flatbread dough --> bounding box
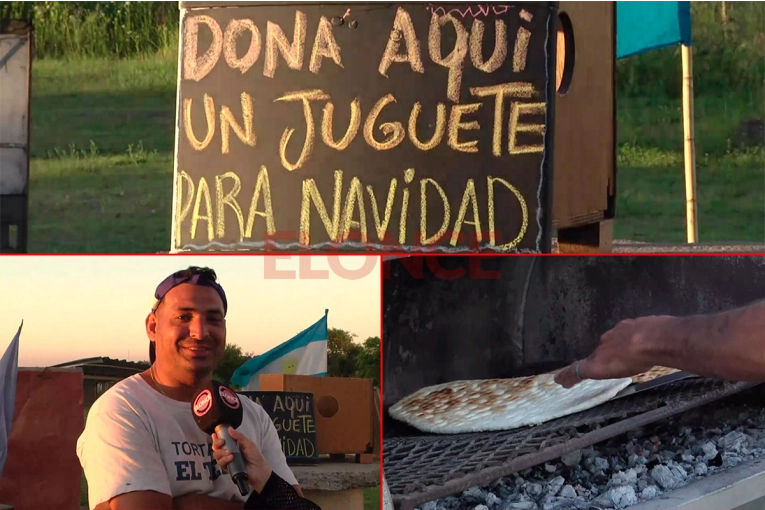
[388,371,632,434]
[630,366,681,384]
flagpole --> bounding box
[681,43,698,243]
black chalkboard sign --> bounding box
[241,391,319,465]
[172,2,557,253]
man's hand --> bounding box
[212,427,273,494]
[554,316,674,388]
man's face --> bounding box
[146,283,226,379]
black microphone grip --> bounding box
[216,424,250,497]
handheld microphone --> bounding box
[192,381,250,496]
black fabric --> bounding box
[244,471,321,510]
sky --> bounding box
[0,255,380,367]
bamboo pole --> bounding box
[682,44,698,243]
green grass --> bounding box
[28,57,176,253]
[364,486,381,509]
[30,57,177,156]
[27,55,764,253]
[30,149,172,253]
[613,94,765,243]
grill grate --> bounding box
[383,378,758,510]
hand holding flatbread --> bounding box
[555,315,676,388]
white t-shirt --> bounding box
[76,373,298,509]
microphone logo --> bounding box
[193,389,213,416]
[219,385,241,410]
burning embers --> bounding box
[412,388,765,510]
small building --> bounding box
[52,357,149,408]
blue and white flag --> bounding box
[0,321,21,478]
[231,310,328,390]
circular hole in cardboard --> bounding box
[317,395,339,418]
[556,12,575,95]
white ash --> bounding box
[413,393,765,510]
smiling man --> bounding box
[76,266,301,510]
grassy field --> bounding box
[27,56,764,253]
[28,57,176,253]
[615,95,764,243]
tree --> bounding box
[327,329,380,385]
[355,336,380,386]
[214,343,255,385]
[328,328,362,378]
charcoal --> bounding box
[486,493,502,508]
[719,431,749,452]
[561,450,583,467]
[593,486,637,509]
[412,393,765,510]
[650,465,679,490]
[607,469,637,489]
[640,485,659,500]
[503,502,537,510]
[546,476,565,496]
[462,487,486,505]
[700,442,718,460]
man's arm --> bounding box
[650,299,765,381]
[556,299,765,387]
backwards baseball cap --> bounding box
[148,266,228,363]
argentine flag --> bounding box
[231,310,328,390]
[0,321,21,478]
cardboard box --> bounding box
[260,374,374,455]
